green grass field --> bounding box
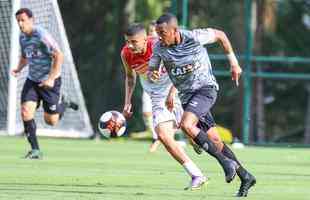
[0,136,310,200]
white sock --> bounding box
[183,162,204,178]
[151,126,158,140]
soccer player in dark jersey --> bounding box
[149,13,256,197]
[12,8,78,159]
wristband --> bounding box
[227,52,238,66]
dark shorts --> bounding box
[182,85,217,132]
[21,78,61,114]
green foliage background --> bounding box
[58,0,310,143]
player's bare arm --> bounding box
[148,61,162,82]
[212,29,242,86]
[11,56,28,77]
[148,43,162,82]
[49,49,63,79]
[121,54,136,118]
[39,49,63,88]
[166,85,177,112]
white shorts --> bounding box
[142,91,152,113]
[151,94,183,128]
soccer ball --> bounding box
[98,110,127,138]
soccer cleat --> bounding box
[59,96,79,120]
[62,95,79,111]
[184,176,208,191]
[223,159,238,183]
[24,150,43,159]
[68,101,79,111]
[236,173,256,197]
[149,139,161,152]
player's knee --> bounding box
[45,119,58,126]
[21,106,33,121]
[180,119,195,133]
[155,127,171,144]
[207,127,222,142]
[207,127,224,151]
[44,115,59,126]
[157,131,167,142]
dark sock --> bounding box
[57,102,66,120]
[222,144,241,165]
[194,131,229,165]
[23,119,39,150]
[222,144,248,179]
[58,102,66,115]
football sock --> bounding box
[57,101,66,120]
[57,102,65,115]
[222,144,248,179]
[23,119,39,150]
[183,162,204,178]
[194,130,230,167]
[222,143,241,165]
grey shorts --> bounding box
[182,85,217,132]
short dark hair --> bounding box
[15,8,33,18]
[156,13,178,25]
[125,23,145,36]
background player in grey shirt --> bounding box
[149,13,256,197]
[12,8,78,159]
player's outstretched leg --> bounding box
[21,102,43,159]
[193,129,238,183]
[23,119,43,159]
[44,95,79,126]
[156,121,207,190]
[59,95,79,119]
[222,144,256,197]
[181,113,238,183]
[149,123,160,152]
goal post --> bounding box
[7,0,20,136]
[0,0,94,138]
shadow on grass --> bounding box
[0,182,233,198]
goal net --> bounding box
[0,0,93,137]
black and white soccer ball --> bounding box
[98,110,127,138]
